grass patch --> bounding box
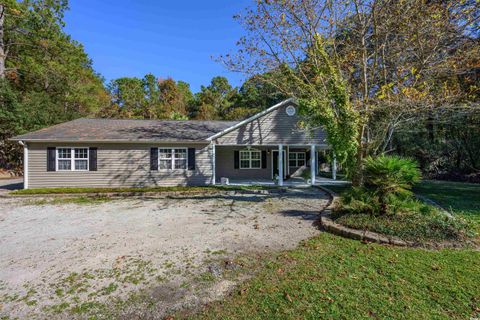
[414,180,480,224]
[11,185,276,195]
[321,183,351,195]
[26,196,113,206]
[191,233,480,319]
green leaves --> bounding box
[362,155,422,215]
[364,155,422,195]
[1,0,108,171]
[296,36,360,176]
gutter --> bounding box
[8,139,210,144]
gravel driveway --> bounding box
[0,188,328,319]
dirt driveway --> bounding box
[0,188,328,319]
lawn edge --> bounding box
[6,185,283,198]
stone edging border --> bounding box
[314,185,413,247]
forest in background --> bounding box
[0,0,479,182]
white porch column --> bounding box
[211,143,216,185]
[278,144,284,186]
[310,145,316,185]
[332,152,337,180]
[23,142,28,189]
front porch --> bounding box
[225,176,348,187]
[212,144,338,187]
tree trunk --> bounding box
[0,4,5,79]
[352,124,365,186]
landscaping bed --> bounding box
[325,156,477,246]
[331,210,473,245]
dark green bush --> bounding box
[332,156,475,243]
[364,155,421,215]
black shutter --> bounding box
[188,148,195,170]
[306,151,311,167]
[47,147,56,171]
[261,150,267,169]
[234,150,239,169]
[150,147,158,171]
[89,147,97,171]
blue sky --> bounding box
[64,0,250,93]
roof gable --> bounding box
[210,99,328,146]
[207,98,295,140]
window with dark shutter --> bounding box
[188,148,195,170]
[261,150,267,169]
[150,147,158,171]
[234,150,239,169]
[47,147,56,171]
[89,147,97,171]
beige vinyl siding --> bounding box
[27,143,212,188]
[215,146,272,180]
[213,104,328,146]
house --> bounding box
[11,99,337,189]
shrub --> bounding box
[334,187,379,216]
[363,155,421,215]
[331,156,476,243]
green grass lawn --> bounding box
[187,180,480,319]
[191,233,480,319]
[413,180,480,224]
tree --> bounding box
[222,0,480,183]
[222,1,360,175]
[104,75,193,120]
[107,77,147,118]
[193,76,238,120]
[0,0,109,172]
[158,78,188,118]
[229,74,287,120]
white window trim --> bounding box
[158,147,188,171]
[56,147,89,172]
[289,152,306,167]
[239,149,262,169]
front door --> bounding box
[272,150,287,179]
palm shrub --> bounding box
[363,155,421,215]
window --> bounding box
[57,148,71,171]
[57,147,89,171]
[240,150,261,169]
[286,105,296,116]
[159,148,187,170]
[289,152,306,167]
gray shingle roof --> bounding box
[11,118,239,142]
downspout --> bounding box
[18,141,28,189]
[211,142,216,185]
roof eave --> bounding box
[9,138,210,144]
